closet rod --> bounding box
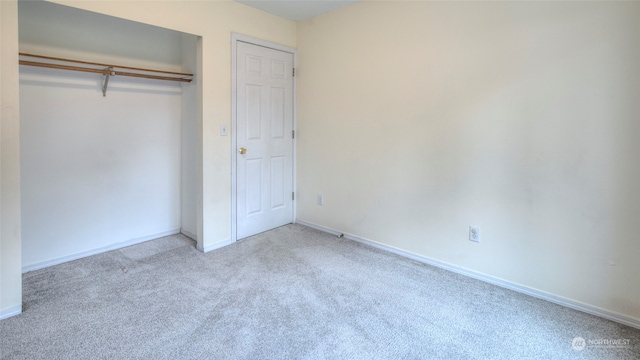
[19,53,193,82]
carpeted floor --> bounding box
[1,224,638,359]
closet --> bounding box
[18,1,199,271]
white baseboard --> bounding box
[180,228,197,241]
[198,238,234,253]
[22,228,181,273]
[0,305,22,320]
[295,219,640,330]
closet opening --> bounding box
[18,1,201,272]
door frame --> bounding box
[231,33,297,242]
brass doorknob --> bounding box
[238,147,247,155]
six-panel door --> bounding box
[236,41,294,239]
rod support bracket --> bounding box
[102,67,115,97]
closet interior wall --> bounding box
[18,1,198,271]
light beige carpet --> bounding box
[1,224,638,359]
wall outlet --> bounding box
[317,194,324,205]
[469,226,481,243]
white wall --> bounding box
[297,1,640,322]
[181,33,199,240]
[18,1,192,270]
[19,70,183,269]
[1,0,23,318]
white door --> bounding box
[236,41,294,239]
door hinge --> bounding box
[292,130,295,139]
[292,192,295,200]
[292,68,296,77]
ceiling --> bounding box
[234,0,361,21]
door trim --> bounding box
[231,33,297,242]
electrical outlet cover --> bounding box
[469,226,481,242]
